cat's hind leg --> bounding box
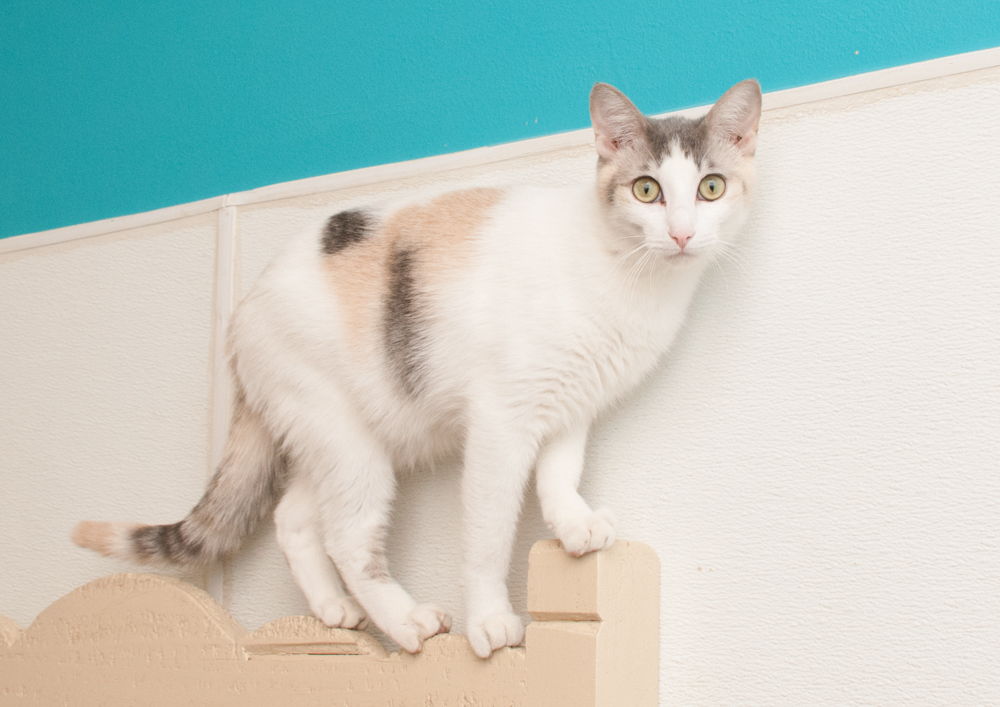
[274,475,367,629]
[535,425,616,557]
[304,415,450,653]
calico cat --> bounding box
[74,79,762,659]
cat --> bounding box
[73,78,762,659]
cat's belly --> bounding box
[360,319,664,461]
[243,309,659,472]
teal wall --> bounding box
[2,1,999,239]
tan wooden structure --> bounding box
[0,540,658,706]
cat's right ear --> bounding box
[590,83,650,160]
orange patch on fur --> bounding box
[322,234,391,351]
[322,188,505,350]
[382,188,505,261]
[72,521,117,557]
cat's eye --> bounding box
[698,174,726,201]
[632,177,661,203]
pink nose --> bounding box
[671,230,693,250]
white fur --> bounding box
[228,82,759,658]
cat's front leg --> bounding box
[535,425,617,557]
[461,424,538,658]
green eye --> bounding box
[698,174,726,201]
[632,177,661,203]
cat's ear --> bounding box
[590,83,650,160]
[704,79,762,156]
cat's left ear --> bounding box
[704,79,762,157]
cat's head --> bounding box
[591,79,761,263]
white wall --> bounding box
[0,218,219,616]
[2,56,998,706]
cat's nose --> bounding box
[670,230,693,250]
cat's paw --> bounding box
[467,612,525,659]
[313,596,368,630]
[390,604,452,653]
[555,507,617,557]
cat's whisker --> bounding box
[644,250,661,292]
[711,242,750,278]
[611,233,647,252]
[707,250,732,296]
[617,254,643,305]
[616,258,647,306]
[614,242,648,268]
[723,251,751,279]
[635,250,663,308]
[712,251,743,285]
[615,243,654,301]
[618,248,652,308]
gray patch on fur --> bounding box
[191,446,288,535]
[128,394,289,567]
[604,177,618,205]
[384,247,424,396]
[601,114,712,205]
[132,522,203,564]
[646,115,709,167]
[364,526,392,582]
[321,209,370,255]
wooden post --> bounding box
[526,540,660,707]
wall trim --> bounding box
[0,196,225,255]
[2,44,998,256]
[204,205,238,607]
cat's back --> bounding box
[237,184,602,379]
[243,187,508,326]
[252,183,599,341]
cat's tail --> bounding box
[72,387,286,567]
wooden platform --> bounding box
[0,540,658,706]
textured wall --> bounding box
[0,216,218,621]
[1,66,998,705]
[3,1,1000,238]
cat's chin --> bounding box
[640,243,704,263]
[659,249,703,265]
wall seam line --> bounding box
[205,205,238,606]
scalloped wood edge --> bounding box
[0,539,657,706]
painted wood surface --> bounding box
[0,540,658,706]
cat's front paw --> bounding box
[389,604,452,654]
[467,611,525,659]
[313,596,368,629]
[554,507,617,557]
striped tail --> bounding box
[73,388,286,566]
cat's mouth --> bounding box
[657,248,698,262]
[645,243,698,261]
